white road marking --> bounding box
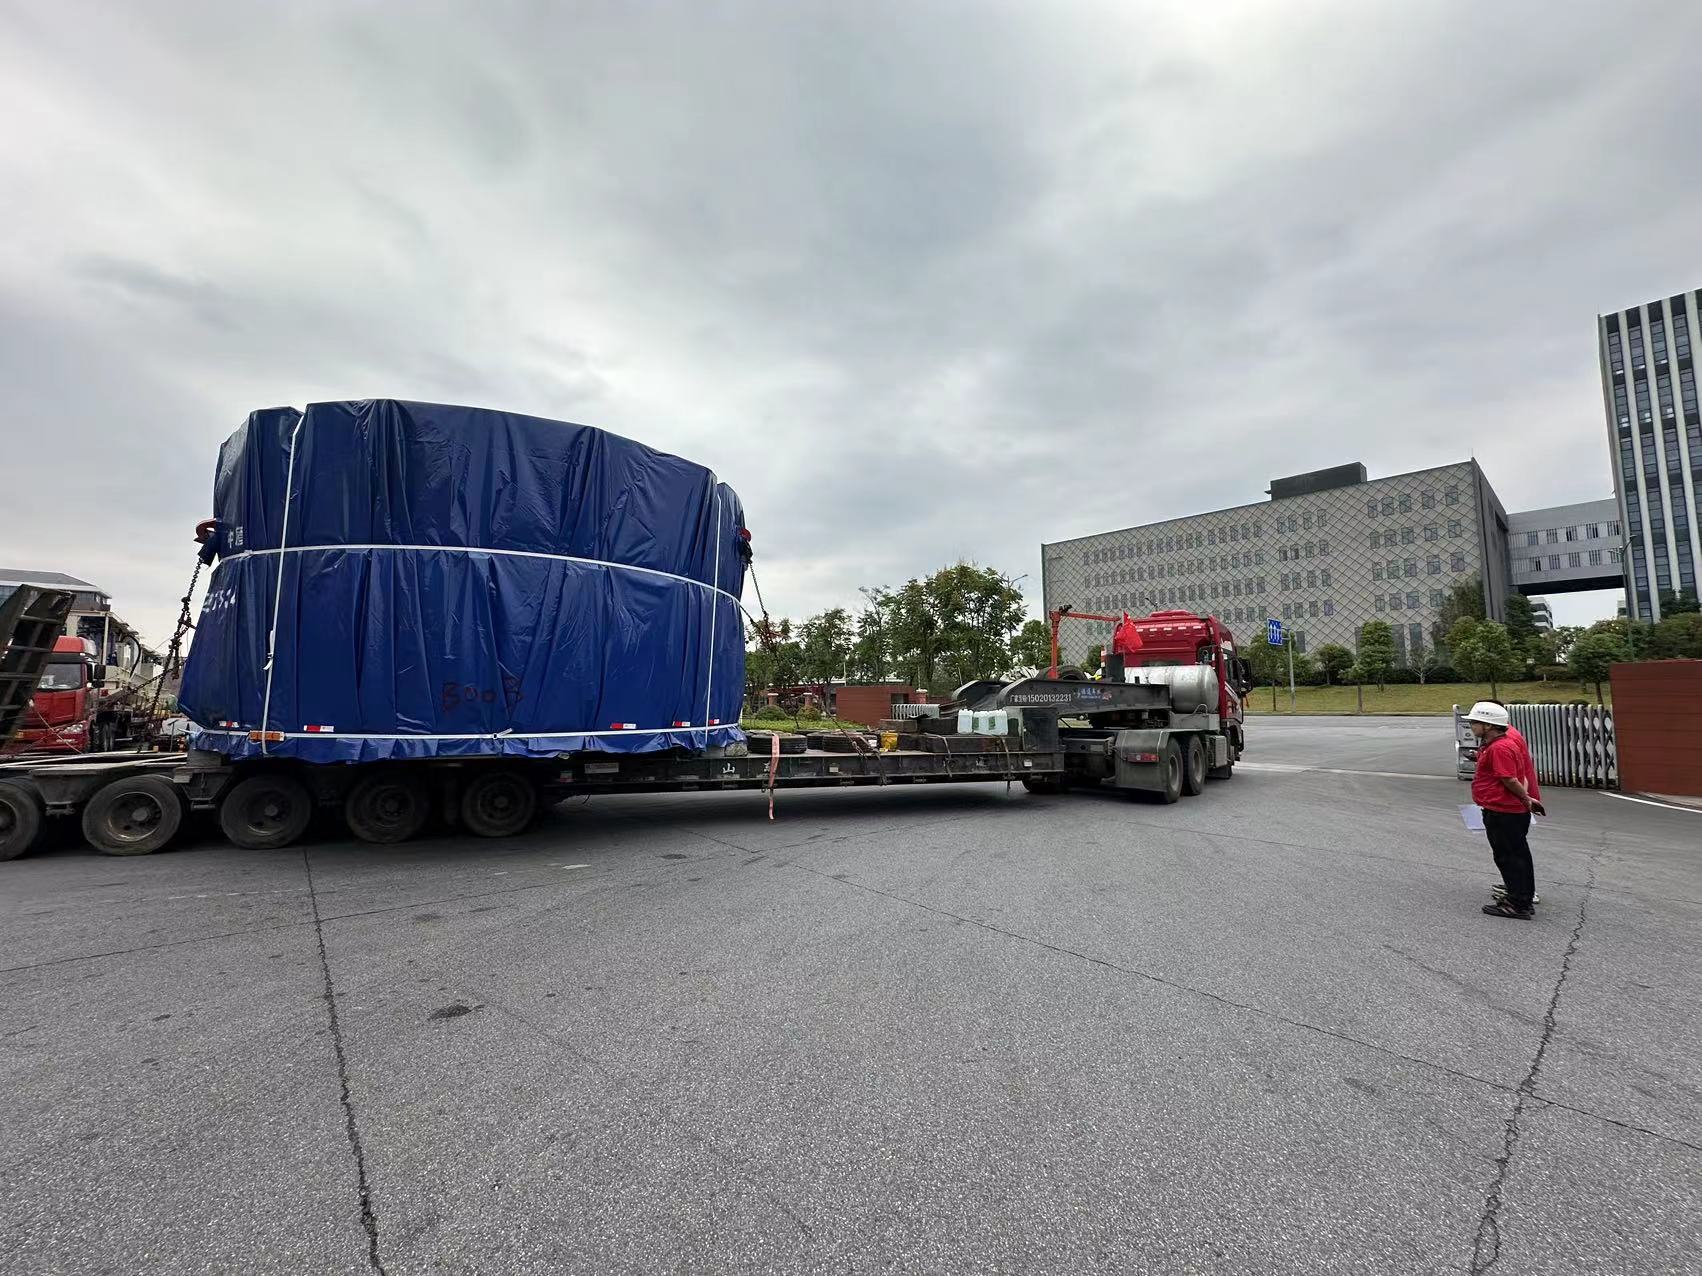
[548,863,590,869]
[1602,791,1702,815]
[1238,763,1450,782]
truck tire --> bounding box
[1022,776,1064,795]
[0,781,45,861]
[82,774,184,855]
[1181,737,1207,796]
[219,774,313,850]
[344,771,430,845]
[1158,741,1184,804]
[460,769,537,838]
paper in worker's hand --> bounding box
[1459,805,1484,832]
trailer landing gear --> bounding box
[219,774,313,850]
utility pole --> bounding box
[1287,634,1296,713]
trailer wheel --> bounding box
[460,769,537,838]
[219,774,313,850]
[82,775,184,855]
[1158,741,1184,804]
[1181,737,1207,796]
[0,781,45,861]
[345,772,430,845]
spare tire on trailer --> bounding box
[0,780,45,862]
[344,770,431,845]
[460,768,538,838]
[219,773,314,850]
[82,774,185,856]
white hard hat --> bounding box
[1463,701,1510,727]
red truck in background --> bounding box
[3,635,148,754]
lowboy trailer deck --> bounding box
[0,667,1237,862]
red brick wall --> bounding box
[1611,660,1702,797]
[834,684,916,726]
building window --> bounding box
[1569,552,1582,568]
[1317,512,1327,528]
[1680,367,1698,414]
[1304,542,1315,559]
[1399,494,1412,512]
[1306,570,1317,588]
[1323,600,1334,615]
[1429,556,1442,575]
[1449,520,1463,537]
[1381,496,1395,516]
[1427,525,1441,542]
[1430,590,1444,607]
[1404,559,1417,577]
[1390,593,1403,610]
[1548,554,1561,570]
[1524,531,1538,546]
[1422,491,1435,509]
[1610,520,1621,535]
[1375,595,1386,611]
[1675,310,1694,360]
[1319,540,1329,556]
[1302,512,1313,530]
[1368,532,1380,549]
[1529,557,1542,572]
[1282,603,1293,619]
[1566,526,1578,542]
[1545,529,1558,543]
[1383,530,1397,547]
[1308,601,1319,618]
[1652,318,1669,362]
[1321,569,1332,587]
[1279,546,1288,562]
[1373,563,1385,580]
[1401,527,1415,544]
[1367,499,1379,517]
[1451,552,1467,571]
[1445,486,1460,505]
[1588,549,1603,566]
[1630,326,1645,368]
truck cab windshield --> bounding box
[37,661,85,691]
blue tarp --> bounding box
[179,400,748,762]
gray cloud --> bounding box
[2,0,1697,645]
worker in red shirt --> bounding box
[1464,702,1545,919]
[1491,704,1543,907]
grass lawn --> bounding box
[1244,681,1610,716]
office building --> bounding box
[1041,463,1622,665]
[1529,599,1553,631]
[1598,288,1702,620]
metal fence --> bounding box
[1453,703,1618,789]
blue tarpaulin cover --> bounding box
[180,400,748,763]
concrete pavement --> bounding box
[3,718,1699,1274]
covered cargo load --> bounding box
[180,400,748,762]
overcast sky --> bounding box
[5,0,1699,646]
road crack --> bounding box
[304,849,388,1275]
[1469,850,1598,1274]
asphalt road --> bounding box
[4,718,1700,1275]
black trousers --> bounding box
[1483,809,1535,907]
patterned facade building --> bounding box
[1043,462,1528,666]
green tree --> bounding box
[884,562,1026,692]
[1315,643,1354,685]
[1355,620,1397,690]
[848,587,892,682]
[1011,619,1054,671]
[1503,594,1539,643]
[745,617,804,692]
[1437,581,1486,642]
[1081,643,1105,675]
[1449,619,1519,697]
[1658,588,1701,616]
[797,608,854,680]
[1568,631,1631,704]
[1647,612,1702,660]
[1243,633,1288,685]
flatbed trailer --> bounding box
[0,670,1239,862]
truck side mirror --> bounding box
[90,664,107,688]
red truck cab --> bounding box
[1115,610,1249,727]
[7,636,101,754]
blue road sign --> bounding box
[1266,618,1285,646]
